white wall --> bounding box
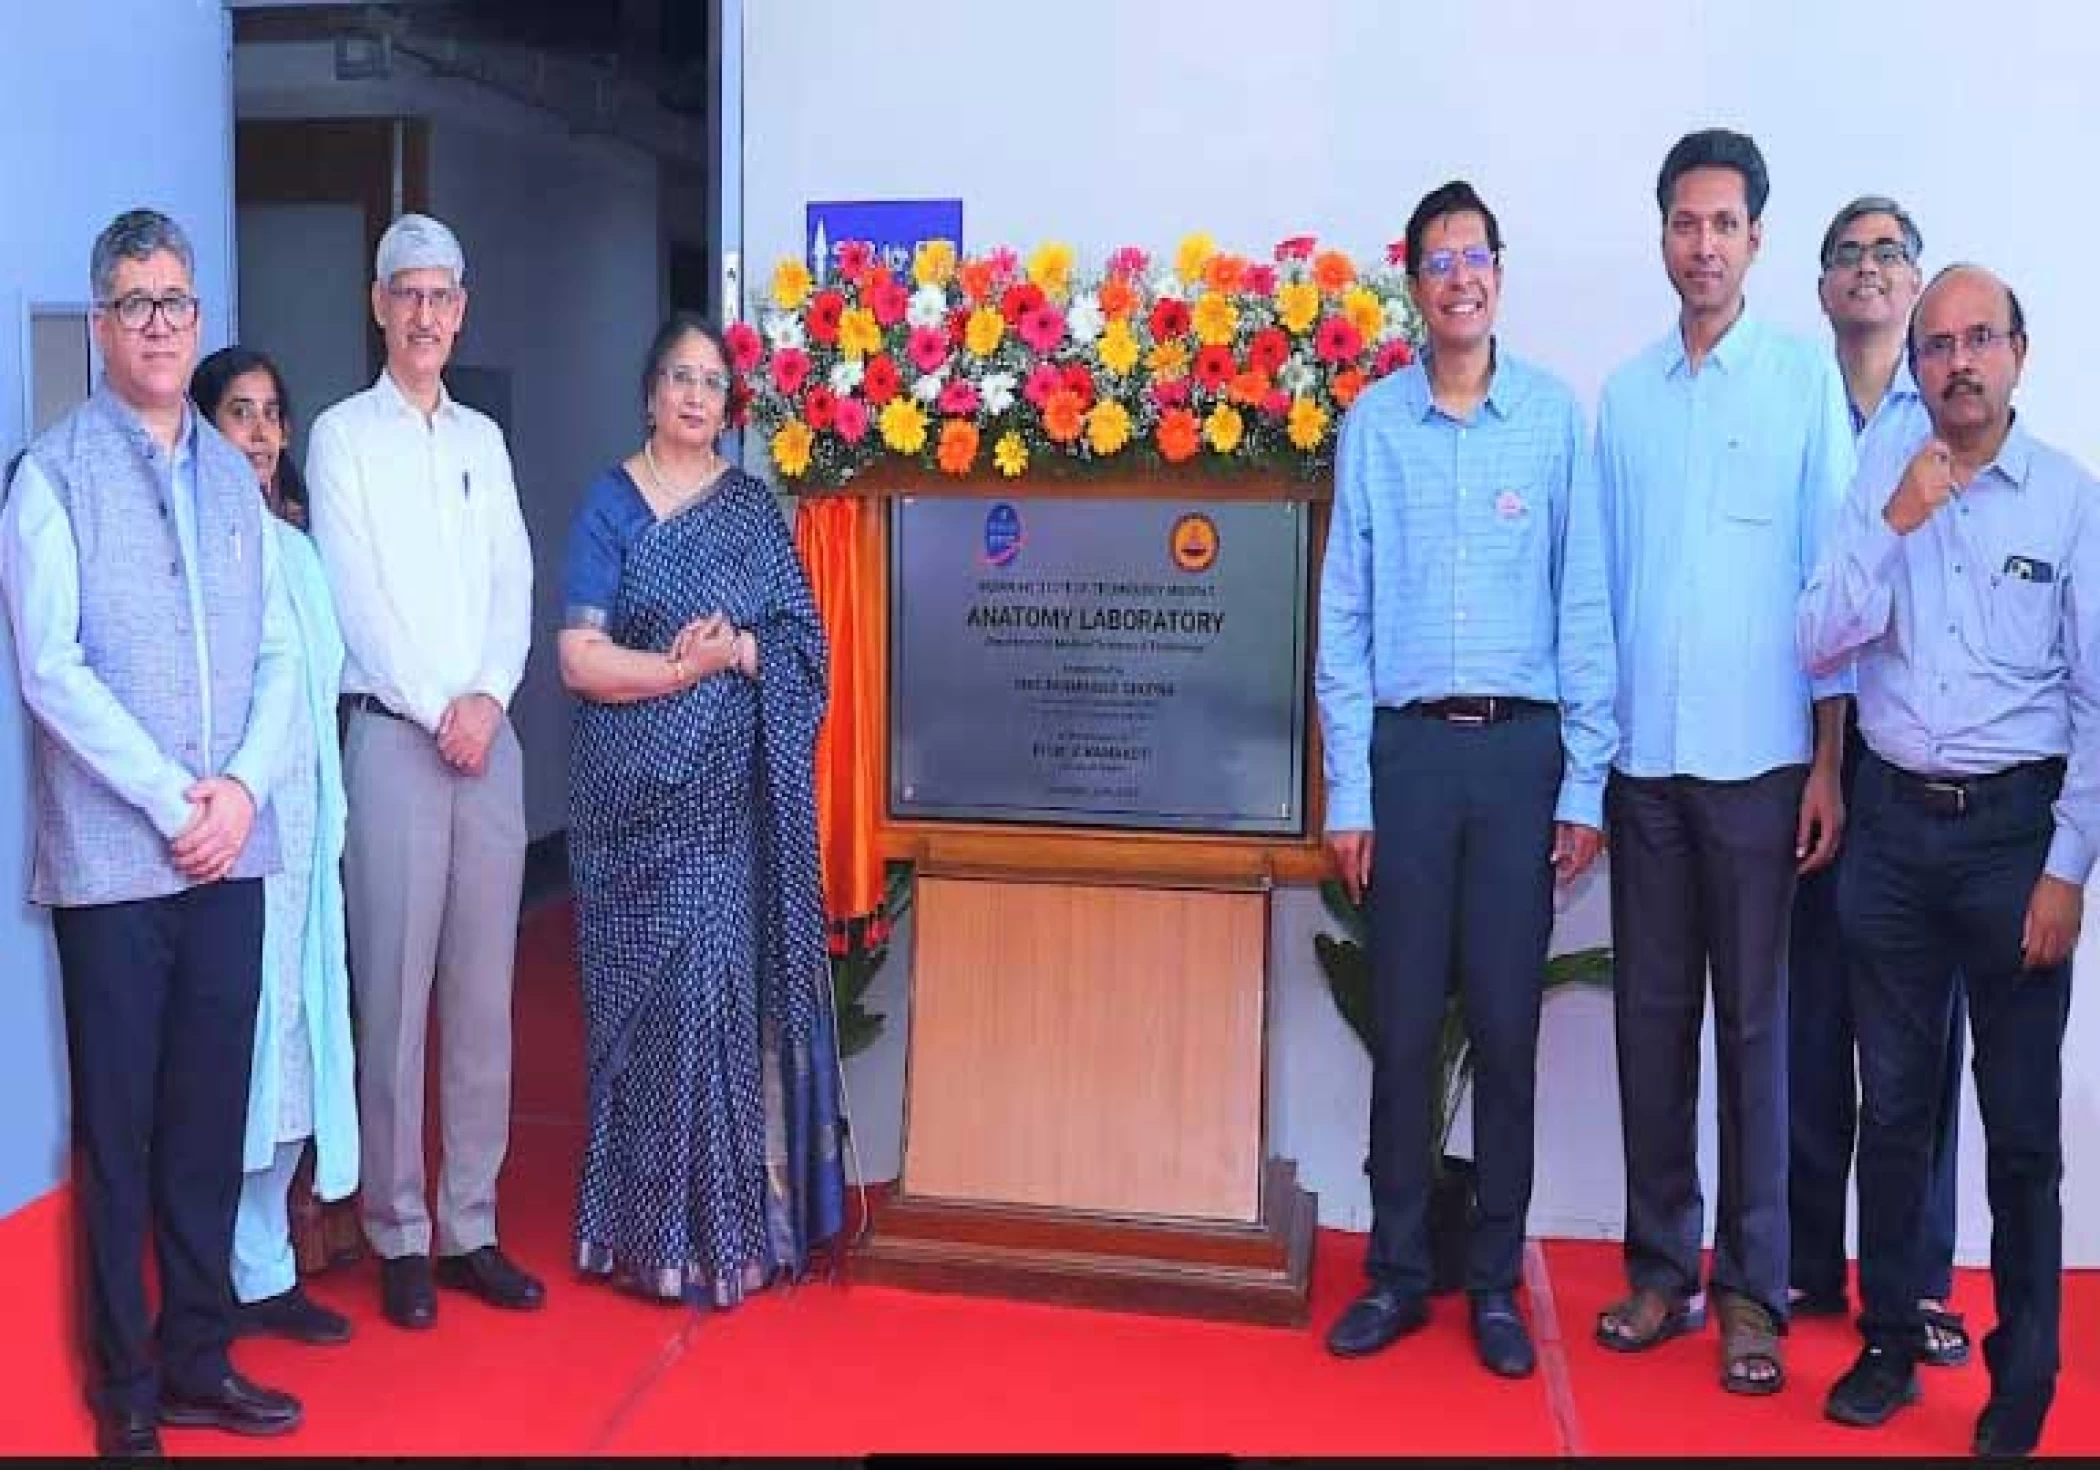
[0,0,237,1217]
[763,0,2100,1265]
[235,44,666,840]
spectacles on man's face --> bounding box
[385,283,463,315]
[1417,244,1499,280]
[661,365,732,397]
[1915,323,2018,362]
[1826,238,1913,272]
[101,292,199,332]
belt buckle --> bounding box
[1448,701,1489,726]
[1923,779,1968,816]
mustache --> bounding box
[1941,374,1985,400]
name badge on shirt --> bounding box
[2004,555,2055,584]
[1494,489,1529,521]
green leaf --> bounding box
[1543,946,1614,991]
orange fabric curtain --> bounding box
[793,494,888,951]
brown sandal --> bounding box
[1596,1285,1705,1352]
[1716,1293,1785,1395]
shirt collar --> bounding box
[1665,304,1760,378]
[94,381,196,467]
[1410,341,1518,423]
[374,366,459,422]
[1978,414,2034,493]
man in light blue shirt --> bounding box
[1317,181,1615,1380]
[1592,130,1855,1396]
[1800,266,2095,1457]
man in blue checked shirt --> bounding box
[1316,180,1615,1382]
[1800,265,2097,1458]
[1591,129,1855,1398]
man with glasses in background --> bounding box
[0,208,303,1454]
[1788,196,1972,1372]
[306,212,542,1331]
[1800,265,2096,1456]
[1317,179,1615,1380]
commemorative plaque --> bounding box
[888,495,1308,835]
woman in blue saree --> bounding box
[558,313,845,1307]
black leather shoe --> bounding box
[1973,1397,2048,1458]
[435,1244,547,1311]
[1824,1345,1921,1428]
[239,1286,354,1346]
[1324,1283,1429,1358]
[95,1407,163,1458]
[158,1372,302,1437]
[1470,1291,1538,1378]
[381,1253,438,1330]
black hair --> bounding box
[1404,180,1504,279]
[641,311,739,433]
[189,345,309,529]
[1656,128,1770,222]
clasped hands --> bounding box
[664,613,756,690]
[169,776,254,883]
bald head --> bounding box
[1909,264,2026,447]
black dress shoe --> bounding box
[1325,1283,1429,1358]
[95,1407,163,1458]
[435,1244,547,1310]
[158,1372,302,1437]
[239,1285,354,1346]
[1973,1397,2048,1458]
[382,1253,438,1330]
[1470,1291,1538,1378]
[1824,1345,1921,1428]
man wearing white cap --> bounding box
[305,212,543,1328]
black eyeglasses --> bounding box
[101,292,199,332]
[1418,244,1499,280]
[1825,239,1912,272]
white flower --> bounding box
[906,284,949,330]
[911,368,948,405]
[1381,300,1415,342]
[979,371,1018,416]
[1149,270,1185,301]
[762,310,806,352]
[1279,356,1318,396]
[1066,292,1106,346]
[828,359,866,395]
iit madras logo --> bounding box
[982,502,1023,567]
[1169,512,1220,573]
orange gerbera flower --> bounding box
[1333,367,1368,408]
[1311,249,1357,294]
[1042,388,1086,443]
[1098,274,1138,320]
[1227,368,1272,407]
[1202,252,1248,293]
[937,418,980,475]
[958,258,998,305]
[1156,408,1200,463]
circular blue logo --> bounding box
[982,502,1024,567]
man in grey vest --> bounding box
[306,213,541,1328]
[0,209,303,1456]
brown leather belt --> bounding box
[1401,696,1554,726]
[1877,753,2063,818]
[343,692,411,724]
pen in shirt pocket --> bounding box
[463,469,473,501]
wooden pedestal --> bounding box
[854,869,1316,1326]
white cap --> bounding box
[375,213,465,285]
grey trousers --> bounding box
[343,706,526,1259]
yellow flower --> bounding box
[1204,403,1245,456]
[913,239,957,288]
[1146,338,1191,378]
[771,259,813,311]
[1286,397,1329,451]
[994,430,1029,478]
[1343,285,1385,343]
[837,306,883,360]
[879,398,928,455]
[1277,281,1321,335]
[1027,242,1076,300]
[1097,319,1140,377]
[1174,232,1217,285]
[771,419,814,478]
[1193,291,1239,348]
[1086,400,1133,457]
[964,307,1006,358]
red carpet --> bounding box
[1,899,2095,1456]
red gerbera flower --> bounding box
[802,385,838,432]
[1001,282,1047,323]
[1148,298,1192,340]
[1193,345,1235,391]
[869,277,910,327]
[836,239,876,282]
[1274,235,1317,262]
[1315,316,1364,365]
[862,355,901,405]
[1058,361,1096,406]
[724,321,763,375]
[808,290,846,346]
[1248,327,1290,376]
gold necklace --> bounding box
[644,439,724,501]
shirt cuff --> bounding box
[1553,777,1605,832]
[147,774,195,842]
[223,750,271,813]
[2044,824,2094,887]
[1324,786,1372,834]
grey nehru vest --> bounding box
[23,385,280,906]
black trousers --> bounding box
[1607,766,1804,1324]
[1363,704,1560,1298]
[52,879,264,1414]
[1839,752,2067,1419]
[1788,737,1964,1305]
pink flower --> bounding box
[1385,239,1408,267]
[836,239,875,282]
[1023,364,1063,408]
[1261,389,1290,419]
[1274,235,1317,262]
[1018,304,1067,354]
[937,378,981,416]
[725,321,763,374]
[770,347,811,396]
[1314,316,1364,365]
[1243,264,1278,296]
[869,277,910,327]
[1150,377,1191,411]
[1373,339,1415,376]
[986,246,1020,284]
[832,395,870,443]
[1106,245,1150,278]
[908,326,950,374]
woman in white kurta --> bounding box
[192,347,360,1345]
